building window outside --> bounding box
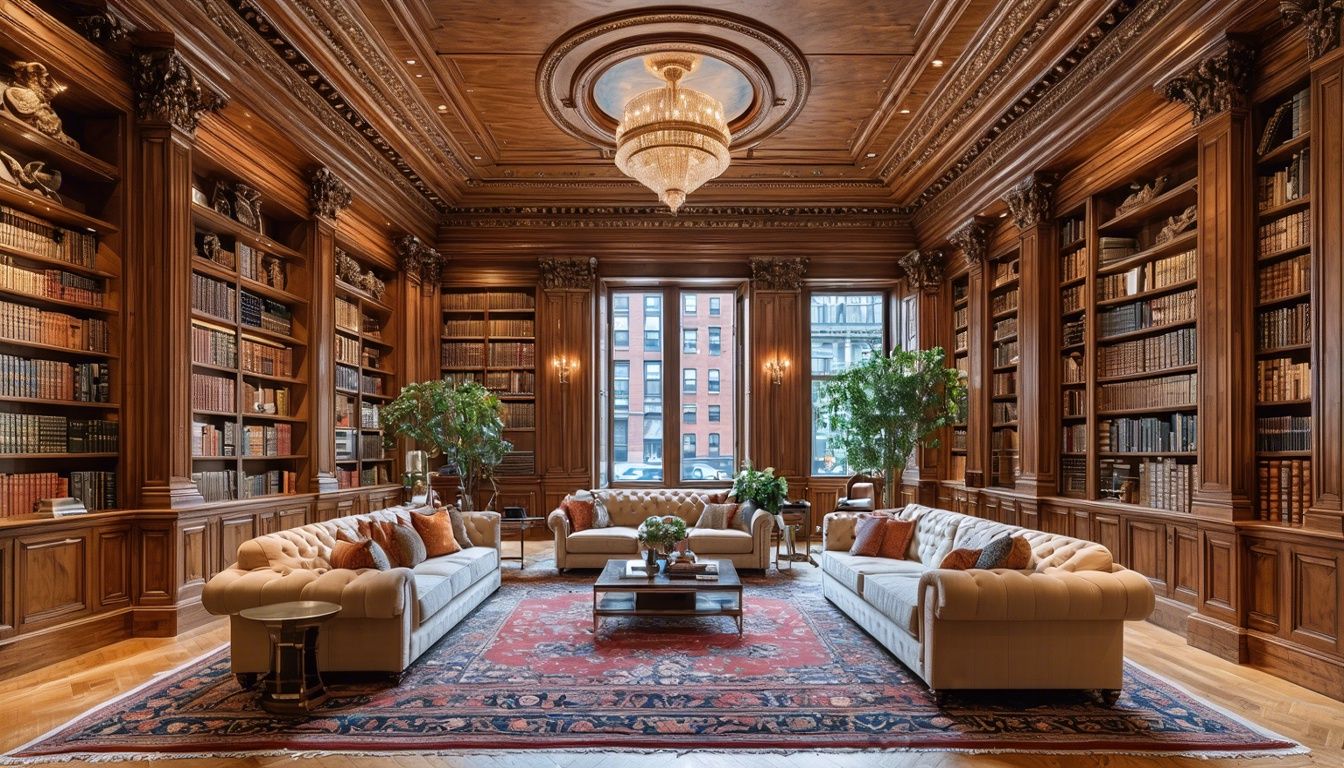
[709,404,721,422]
[613,418,628,462]
[708,368,720,393]
[709,297,721,316]
[708,432,720,456]
[683,328,697,353]
[809,292,885,476]
[683,294,697,315]
[683,405,697,424]
[613,361,629,409]
[614,296,629,348]
[682,434,696,458]
[683,367,696,393]
[708,326,721,354]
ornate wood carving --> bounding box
[396,234,443,286]
[1161,39,1256,125]
[74,11,129,46]
[442,206,909,229]
[131,47,226,133]
[1281,0,1344,62]
[899,249,944,294]
[538,257,597,290]
[0,62,78,147]
[949,217,991,272]
[749,257,808,291]
[308,166,352,220]
[1002,172,1057,230]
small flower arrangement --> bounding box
[637,515,688,554]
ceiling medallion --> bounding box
[614,53,731,212]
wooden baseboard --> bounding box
[132,598,216,637]
[1245,630,1344,701]
[0,610,134,678]
[1148,594,1196,635]
[1186,611,1247,663]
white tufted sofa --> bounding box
[822,504,1154,701]
[202,504,500,680]
[547,488,774,571]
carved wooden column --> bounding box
[900,248,946,506]
[130,46,223,508]
[950,219,991,489]
[1163,39,1257,524]
[748,258,808,481]
[396,235,444,386]
[1004,173,1060,497]
[538,258,596,502]
[306,168,352,494]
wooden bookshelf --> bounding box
[334,245,397,489]
[188,166,309,502]
[989,247,1020,487]
[949,273,969,483]
[1058,207,1088,498]
[1253,81,1312,526]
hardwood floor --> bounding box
[2,540,1341,767]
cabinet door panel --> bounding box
[218,514,258,571]
[97,527,130,607]
[17,532,89,631]
[1246,540,1280,633]
[1125,519,1169,592]
[1170,524,1200,606]
[0,538,13,639]
[1289,546,1340,653]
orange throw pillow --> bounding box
[356,519,396,556]
[876,519,915,560]
[329,538,390,570]
[410,508,462,557]
[939,547,983,570]
[1002,535,1033,569]
[848,516,887,557]
[563,498,596,532]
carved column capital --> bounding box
[75,11,129,47]
[1161,39,1255,125]
[131,47,227,133]
[749,257,808,291]
[396,234,443,285]
[1281,0,1344,61]
[1002,172,1058,230]
[308,167,352,220]
[538,257,597,290]
[949,217,992,272]
[899,249,944,294]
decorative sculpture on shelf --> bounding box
[195,231,222,263]
[211,180,232,217]
[232,183,263,231]
[262,254,286,290]
[1155,204,1197,245]
[334,247,387,300]
[1117,175,1168,215]
[0,151,61,200]
[1,62,78,148]
[363,273,386,300]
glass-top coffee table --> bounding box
[592,558,743,635]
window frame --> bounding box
[806,289,893,478]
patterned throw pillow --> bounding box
[563,498,596,532]
[727,501,753,533]
[573,490,610,528]
[876,519,915,560]
[446,506,474,548]
[696,502,739,530]
[329,537,391,571]
[356,519,397,558]
[386,523,427,568]
[975,534,1032,569]
[939,547,983,570]
[848,516,887,557]
[410,508,462,557]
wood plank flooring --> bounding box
[2,541,1341,767]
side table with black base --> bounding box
[238,600,342,715]
[499,515,546,568]
[775,500,817,569]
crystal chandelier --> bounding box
[614,53,731,213]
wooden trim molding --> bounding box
[441,206,912,229]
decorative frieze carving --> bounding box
[74,12,129,46]
[950,217,991,272]
[442,206,910,229]
[1280,0,1344,61]
[1002,173,1058,230]
[899,250,944,294]
[131,47,226,133]
[1161,39,1255,125]
[396,234,443,285]
[749,257,808,291]
[538,257,597,290]
[309,167,352,220]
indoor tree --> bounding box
[380,379,512,510]
[819,347,965,508]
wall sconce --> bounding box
[553,355,576,385]
[764,357,791,386]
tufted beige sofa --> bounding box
[547,488,774,571]
[822,504,1154,701]
[202,504,500,680]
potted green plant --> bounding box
[819,347,965,508]
[380,379,512,510]
[636,515,688,568]
[731,463,789,514]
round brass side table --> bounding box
[239,600,342,715]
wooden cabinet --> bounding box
[16,530,90,632]
[96,526,131,608]
[0,536,13,640]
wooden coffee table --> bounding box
[592,558,744,634]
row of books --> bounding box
[241,339,294,378]
[990,429,1019,485]
[336,364,359,392]
[1257,414,1310,453]
[496,450,536,476]
[1257,87,1308,155]
[361,402,380,429]
[1063,387,1085,416]
[991,287,1018,315]
[484,370,535,394]
[1097,413,1197,453]
[241,423,293,456]
[1097,248,1196,301]
[1257,358,1310,402]
[0,298,110,352]
[488,342,535,368]
[1097,326,1196,378]
[1099,236,1140,267]
[1136,458,1197,513]
[193,420,236,457]
[1061,245,1087,282]
[1100,373,1197,412]
[359,435,385,460]
[1258,253,1309,302]
[192,323,237,368]
[441,342,484,368]
[336,465,393,489]
[0,471,115,517]
[442,319,485,337]
[1063,353,1086,383]
[0,256,104,307]
[954,329,967,352]
[192,274,235,321]
[1063,319,1085,347]
[1062,423,1087,452]
[0,206,97,267]
[442,291,535,311]
[336,297,360,332]
[992,370,1016,397]
[488,319,534,336]
[191,372,235,412]
[0,414,118,453]
[952,427,967,451]
[502,401,535,428]
[1258,209,1310,255]
[0,355,109,402]
[1257,148,1310,210]
[1060,217,1086,247]
[1257,304,1311,350]
[953,306,968,329]
[1062,284,1083,313]
[241,292,293,336]
[1098,288,1196,338]
[992,340,1019,368]
[362,373,386,396]
[991,259,1019,288]
[1258,459,1310,524]
[335,396,356,428]
[1060,456,1087,496]
[993,317,1017,341]
[193,470,300,502]
[242,382,290,417]
[238,244,287,290]
[991,401,1017,424]
[335,333,360,365]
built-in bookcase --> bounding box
[440,288,538,491]
[1091,150,1200,513]
[989,248,1020,487]
[1253,81,1312,525]
[188,163,309,502]
[334,246,397,489]
[0,53,124,517]
[949,274,969,482]
[1059,207,1089,498]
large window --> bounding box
[810,293,886,476]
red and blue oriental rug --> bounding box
[4,572,1303,761]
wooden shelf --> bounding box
[0,116,119,184]
[1097,404,1198,417]
[241,369,303,386]
[0,244,116,280]
[0,337,115,359]
[1096,317,1196,344]
[1256,290,1311,310]
[1257,195,1311,220]
[0,397,117,409]
[1060,275,1086,289]
[335,280,394,314]
[1,452,117,459]
[239,324,304,347]
[240,454,306,461]
[0,181,118,235]
[241,412,305,423]
[1096,278,1198,308]
[1257,131,1310,167]
[1096,451,1197,458]
[1098,177,1198,234]
[1097,230,1198,276]
[1257,398,1312,408]
[241,275,307,306]
[1257,343,1311,358]
[191,203,304,262]
[1258,242,1310,264]
[0,286,117,316]
[1257,450,1311,458]
[1096,364,1199,384]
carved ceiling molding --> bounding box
[538,257,598,290]
[463,178,896,194]
[1002,172,1058,230]
[949,217,992,272]
[882,0,1080,180]
[131,47,227,133]
[309,166,352,220]
[1160,39,1255,125]
[200,0,440,216]
[74,10,130,47]
[899,249,944,294]
[442,206,910,229]
[915,0,1176,226]
[1280,0,1344,61]
[395,234,444,285]
[749,257,808,291]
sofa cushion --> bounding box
[862,572,922,638]
[849,516,887,556]
[387,523,427,568]
[329,538,390,571]
[939,547,982,570]
[563,498,597,532]
[566,526,640,554]
[695,502,738,530]
[822,551,926,594]
[414,574,457,622]
[688,528,754,554]
[418,546,498,588]
[906,508,963,565]
[877,519,916,560]
[1023,531,1114,572]
[410,508,462,557]
[594,489,710,527]
[976,534,1033,570]
[447,506,475,548]
[952,515,1022,552]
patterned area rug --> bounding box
[6,568,1302,761]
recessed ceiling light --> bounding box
[899,108,911,114]
[415,74,423,78]
[437,104,447,111]
[932,59,944,67]
[865,152,876,158]
[999,211,1008,217]
[473,155,482,160]
[405,59,417,65]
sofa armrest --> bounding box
[202,566,413,619]
[749,507,774,536]
[920,567,1155,623]
[821,511,860,552]
[466,510,501,551]
[547,507,571,537]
